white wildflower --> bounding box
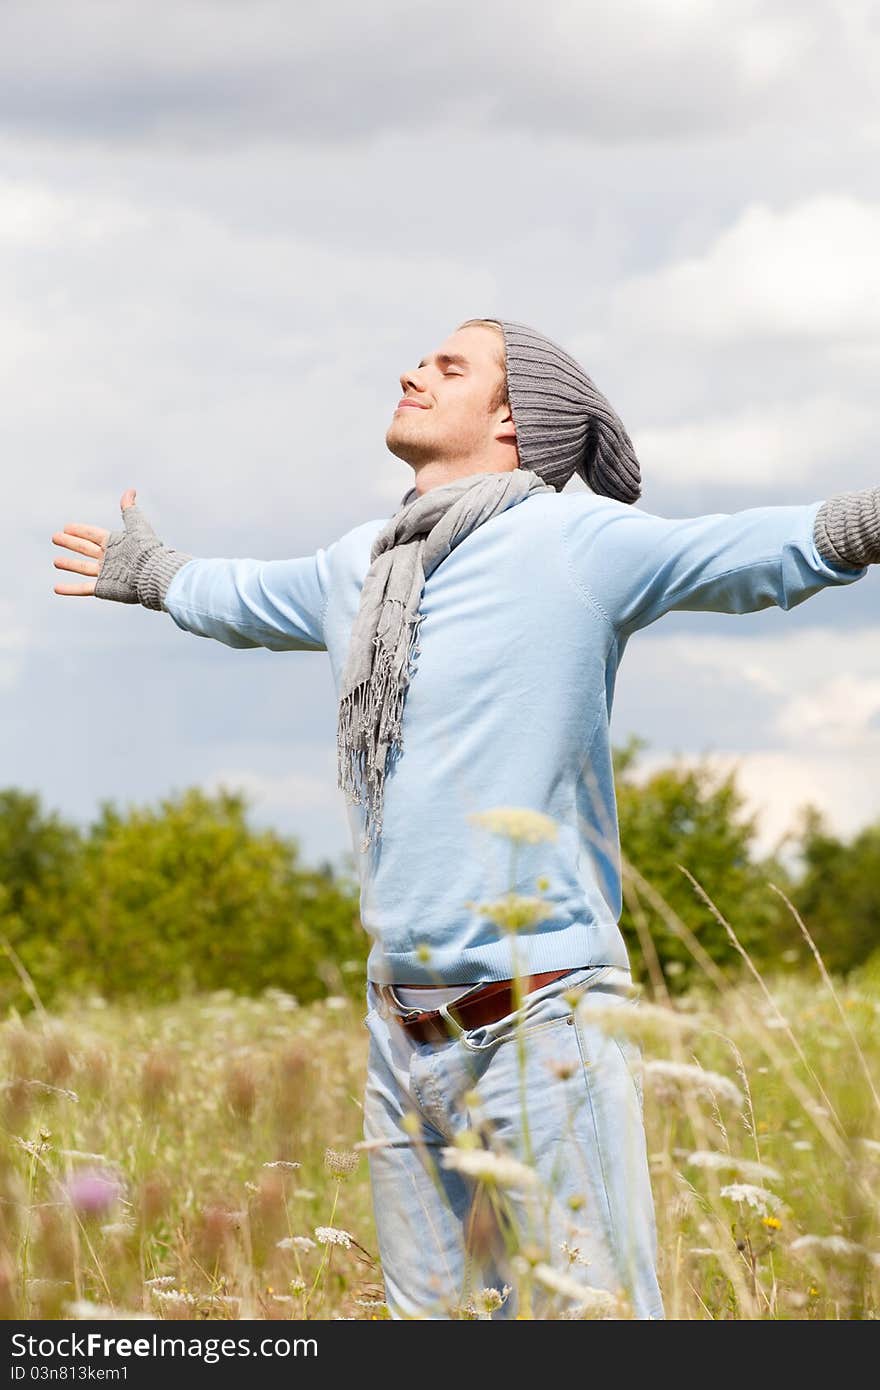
[263,1160,302,1170]
[440,1146,539,1189]
[314,1225,353,1249]
[66,1300,153,1321]
[583,999,704,1042]
[277,1235,316,1251]
[145,1276,177,1288]
[324,1147,359,1178]
[204,1294,241,1311]
[533,1264,628,1316]
[791,1234,880,1267]
[354,1297,387,1309]
[560,1240,591,1266]
[468,1284,512,1318]
[467,893,554,933]
[644,1060,744,1108]
[149,1288,198,1305]
[719,1183,784,1216]
[685,1151,781,1183]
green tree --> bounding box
[787,805,880,974]
[0,788,83,997]
[60,786,365,1005]
[613,736,798,990]
[0,786,365,1014]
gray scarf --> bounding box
[336,467,555,852]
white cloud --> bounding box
[610,195,880,344]
[0,175,493,543]
[4,0,879,868]
[661,626,880,742]
[202,765,341,817]
[629,746,877,860]
[782,675,880,749]
[622,624,880,857]
[0,1,862,144]
[633,393,874,489]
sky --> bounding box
[3,0,879,879]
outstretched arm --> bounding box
[561,489,873,638]
[52,489,333,653]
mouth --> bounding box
[396,401,428,412]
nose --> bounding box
[399,365,427,396]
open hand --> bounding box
[52,488,138,596]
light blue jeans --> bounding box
[361,964,665,1319]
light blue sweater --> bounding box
[163,491,868,985]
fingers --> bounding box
[55,524,108,550]
[53,580,97,597]
[121,487,137,511]
[51,529,105,559]
[54,554,101,578]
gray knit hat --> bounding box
[477,318,642,503]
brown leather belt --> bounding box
[383,967,579,1044]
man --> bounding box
[52,317,877,1320]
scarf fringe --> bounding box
[337,600,425,852]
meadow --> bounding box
[1,951,878,1319]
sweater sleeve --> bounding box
[161,544,336,652]
[561,496,869,637]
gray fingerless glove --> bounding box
[813,485,880,569]
[94,502,193,611]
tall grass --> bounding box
[1,969,877,1319]
[0,817,878,1319]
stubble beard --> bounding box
[385,412,441,466]
[386,413,485,469]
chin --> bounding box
[385,427,425,465]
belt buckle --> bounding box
[382,984,438,1023]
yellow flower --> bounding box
[468,807,559,845]
[762,1216,782,1230]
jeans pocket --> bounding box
[458,965,614,1053]
[572,981,644,1115]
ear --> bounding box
[494,402,517,443]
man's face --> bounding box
[385,324,512,468]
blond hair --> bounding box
[457,318,508,413]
